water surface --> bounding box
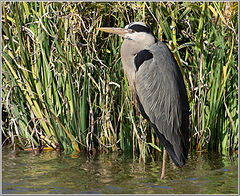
[2,148,238,194]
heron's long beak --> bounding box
[97,27,128,37]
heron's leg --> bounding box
[161,148,166,179]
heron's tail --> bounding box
[151,123,187,167]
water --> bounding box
[2,147,238,194]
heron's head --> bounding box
[98,22,156,46]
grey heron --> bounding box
[98,22,190,179]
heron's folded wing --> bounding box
[135,42,189,166]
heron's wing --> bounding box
[135,42,189,166]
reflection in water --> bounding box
[2,147,238,194]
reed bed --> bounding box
[2,2,238,158]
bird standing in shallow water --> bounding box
[98,22,190,179]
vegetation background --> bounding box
[2,2,238,160]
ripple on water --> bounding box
[2,150,238,194]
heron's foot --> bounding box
[161,172,165,179]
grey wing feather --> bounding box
[135,41,189,166]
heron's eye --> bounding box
[129,29,135,34]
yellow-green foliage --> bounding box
[2,2,238,156]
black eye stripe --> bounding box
[129,24,151,33]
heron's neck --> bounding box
[120,40,137,89]
[120,36,155,87]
